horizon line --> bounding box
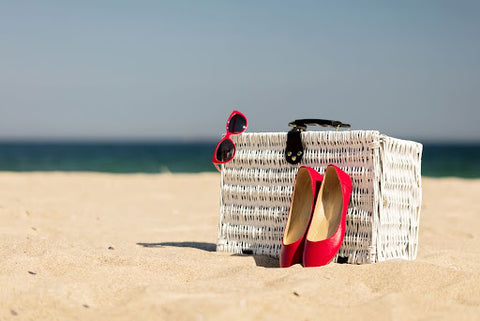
[0,137,478,145]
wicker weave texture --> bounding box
[217,130,422,264]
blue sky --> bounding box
[1,1,479,142]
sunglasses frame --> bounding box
[212,110,248,171]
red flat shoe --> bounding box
[303,164,352,267]
[279,166,322,268]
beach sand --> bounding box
[0,172,479,320]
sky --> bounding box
[1,1,479,142]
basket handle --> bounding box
[285,118,351,165]
[288,119,351,130]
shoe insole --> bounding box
[284,168,313,245]
[307,166,343,242]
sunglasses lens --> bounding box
[228,114,247,134]
[216,139,235,162]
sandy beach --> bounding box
[0,172,479,320]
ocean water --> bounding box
[420,143,480,178]
[0,141,478,177]
[0,142,214,173]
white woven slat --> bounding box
[216,130,422,264]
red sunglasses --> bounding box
[212,110,248,171]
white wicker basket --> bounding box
[216,130,422,264]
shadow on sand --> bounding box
[137,242,279,268]
[231,253,279,268]
[136,241,216,252]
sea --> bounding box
[0,141,478,178]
